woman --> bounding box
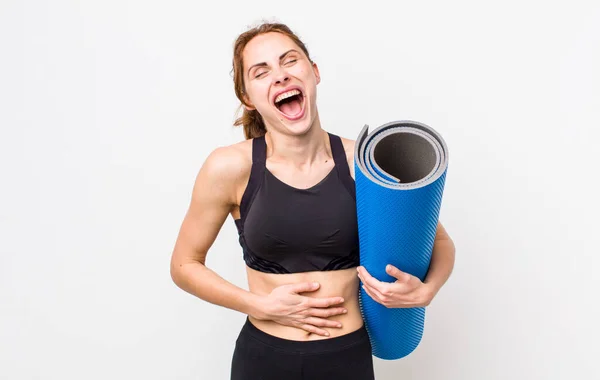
[170,22,456,380]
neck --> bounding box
[264,117,330,168]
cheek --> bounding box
[290,66,306,77]
[248,84,270,105]
[298,67,317,84]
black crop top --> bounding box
[234,132,360,274]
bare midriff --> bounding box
[246,266,364,341]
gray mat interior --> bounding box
[373,133,437,183]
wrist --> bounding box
[421,282,437,306]
[244,292,270,320]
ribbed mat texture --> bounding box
[354,120,449,360]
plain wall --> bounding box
[1,1,599,379]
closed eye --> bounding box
[253,57,298,79]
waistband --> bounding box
[239,317,370,354]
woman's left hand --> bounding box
[357,265,434,308]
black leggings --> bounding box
[230,317,375,380]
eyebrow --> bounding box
[247,49,299,76]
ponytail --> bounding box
[234,106,267,140]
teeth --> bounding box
[274,89,301,104]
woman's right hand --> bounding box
[254,282,348,336]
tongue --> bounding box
[279,98,302,117]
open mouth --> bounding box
[273,88,305,120]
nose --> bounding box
[273,67,290,85]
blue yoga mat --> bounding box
[354,120,449,360]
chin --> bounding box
[280,113,317,137]
[287,123,312,136]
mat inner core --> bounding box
[372,133,437,183]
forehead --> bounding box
[243,32,301,66]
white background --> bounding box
[1,1,599,379]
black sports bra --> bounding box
[234,132,360,274]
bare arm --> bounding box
[169,146,262,317]
[170,140,368,334]
[424,221,456,298]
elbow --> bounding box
[170,252,188,288]
[170,260,182,287]
[169,251,206,288]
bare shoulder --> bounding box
[170,139,253,269]
[192,139,253,205]
[201,139,251,178]
[338,135,356,179]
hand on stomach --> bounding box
[247,266,363,341]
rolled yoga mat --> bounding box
[354,120,449,360]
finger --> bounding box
[306,307,347,318]
[358,267,388,295]
[362,285,386,306]
[306,296,345,308]
[303,317,343,329]
[386,266,421,292]
[288,281,321,294]
[386,264,410,282]
[362,283,386,302]
[298,323,331,337]
[364,284,417,307]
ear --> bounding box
[242,92,255,111]
[312,62,321,84]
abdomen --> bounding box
[246,266,364,341]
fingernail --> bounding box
[340,298,344,303]
[325,332,330,336]
[338,323,342,328]
[343,309,347,313]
